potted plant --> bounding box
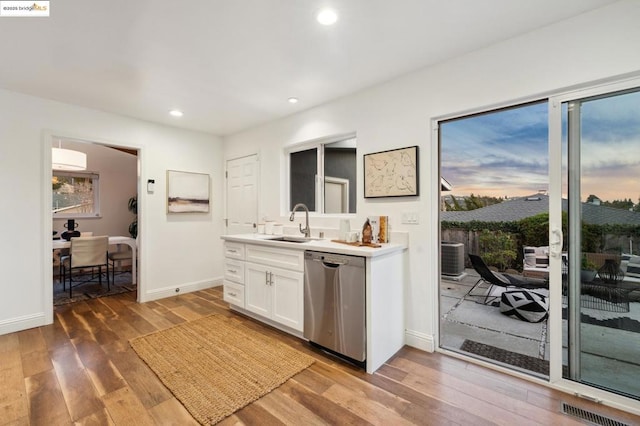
[128,196,137,238]
[581,255,597,282]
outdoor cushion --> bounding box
[499,290,548,323]
[626,262,640,279]
[535,257,549,268]
[523,246,537,267]
[621,255,640,278]
[524,246,550,268]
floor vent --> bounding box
[561,403,629,426]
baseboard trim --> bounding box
[141,278,222,302]
[229,306,304,339]
[0,312,47,336]
[405,329,435,352]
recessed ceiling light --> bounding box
[288,97,299,104]
[169,109,183,117]
[317,8,338,26]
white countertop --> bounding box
[221,233,407,258]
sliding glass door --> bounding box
[439,101,552,378]
[556,85,640,399]
[439,78,640,402]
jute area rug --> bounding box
[130,314,315,425]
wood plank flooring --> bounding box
[1,287,639,425]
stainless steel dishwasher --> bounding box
[304,251,366,364]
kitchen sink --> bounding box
[266,236,321,243]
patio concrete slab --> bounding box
[580,325,640,365]
[443,298,546,341]
[580,353,640,398]
[440,268,640,396]
[441,320,545,360]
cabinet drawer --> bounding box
[224,259,244,284]
[224,242,245,260]
[223,281,245,308]
[246,245,304,272]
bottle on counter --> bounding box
[362,218,372,244]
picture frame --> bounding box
[363,146,419,198]
[166,170,210,213]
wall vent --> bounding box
[441,242,464,276]
[561,403,629,426]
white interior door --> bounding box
[226,154,258,235]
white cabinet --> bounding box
[245,262,303,331]
[221,235,407,374]
[223,242,246,308]
[224,242,304,332]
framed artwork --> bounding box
[167,170,210,213]
[364,146,419,198]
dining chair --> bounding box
[108,248,133,283]
[57,232,93,278]
[60,236,110,298]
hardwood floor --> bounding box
[1,287,639,425]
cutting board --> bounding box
[331,239,382,248]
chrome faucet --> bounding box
[289,203,311,238]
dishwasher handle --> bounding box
[312,257,346,268]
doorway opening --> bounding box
[50,136,139,307]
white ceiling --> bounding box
[0,0,617,136]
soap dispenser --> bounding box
[362,218,372,244]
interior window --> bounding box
[52,170,100,218]
[289,136,357,214]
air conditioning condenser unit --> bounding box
[441,242,465,277]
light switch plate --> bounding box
[401,212,419,224]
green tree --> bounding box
[602,198,634,210]
[478,229,517,271]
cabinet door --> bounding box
[271,267,304,332]
[245,263,270,318]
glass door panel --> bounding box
[439,101,552,378]
[563,88,640,399]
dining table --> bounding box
[52,235,137,284]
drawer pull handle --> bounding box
[227,269,237,273]
[227,292,237,297]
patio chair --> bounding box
[466,254,547,304]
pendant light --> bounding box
[52,141,86,170]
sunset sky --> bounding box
[440,90,640,203]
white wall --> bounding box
[52,140,137,238]
[0,89,224,335]
[222,2,640,351]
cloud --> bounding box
[441,93,640,202]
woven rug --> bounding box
[130,314,315,425]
